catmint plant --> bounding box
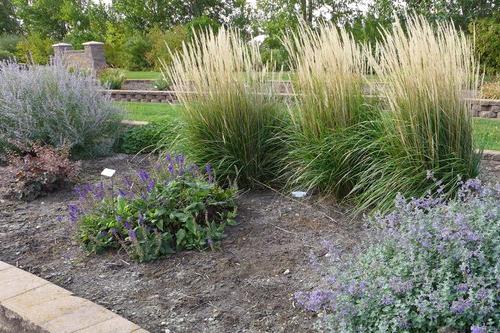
[296,179,499,332]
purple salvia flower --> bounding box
[205,163,214,182]
[128,229,137,242]
[115,215,123,223]
[146,179,155,192]
[137,169,150,183]
[68,204,80,223]
[168,163,175,175]
[124,218,131,230]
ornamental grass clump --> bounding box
[282,23,380,197]
[353,16,481,212]
[68,154,237,262]
[296,179,499,332]
[163,28,285,187]
[0,62,122,159]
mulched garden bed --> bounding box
[0,154,363,332]
[1,154,499,333]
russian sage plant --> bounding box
[68,154,237,262]
[296,179,499,332]
[0,62,122,158]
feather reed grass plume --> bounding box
[162,28,285,186]
[282,23,378,196]
[353,15,482,212]
[284,22,370,137]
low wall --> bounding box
[108,88,500,119]
[109,90,178,103]
[469,99,500,118]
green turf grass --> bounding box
[119,102,500,152]
[123,70,162,80]
[118,102,181,122]
[473,118,500,151]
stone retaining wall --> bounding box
[109,90,178,103]
[469,99,500,118]
[108,88,500,119]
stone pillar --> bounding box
[52,43,73,60]
[82,41,107,71]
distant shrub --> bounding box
[99,68,126,89]
[0,62,122,159]
[481,80,500,99]
[469,14,500,75]
[0,50,14,61]
[117,120,178,154]
[6,143,80,201]
[123,33,151,70]
[296,179,499,332]
[0,34,21,54]
[146,25,188,70]
[69,154,237,262]
[16,33,54,64]
[153,77,171,91]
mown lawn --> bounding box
[123,70,162,80]
[473,118,500,151]
[118,102,180,122]
[119,102,500,151]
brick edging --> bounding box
[0,261,148,333]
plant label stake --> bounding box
[101,168,116,194]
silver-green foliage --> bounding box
[0,62,122,158]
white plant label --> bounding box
[101,168,116,178]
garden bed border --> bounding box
[0,261,148,333]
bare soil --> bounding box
[0,155,498,333]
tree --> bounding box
[405,0,497,30]
[0,0,19,34]
[12,0,68,39]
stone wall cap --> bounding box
[52,43,72,47]
[82,41,105,45]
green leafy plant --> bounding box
[69,154,237,262]
[163,27,286,187]
[153,77,171,91]
[116,120,179,154]
[0,50,14,61]
[99,68,126,89]
[15,33,54,64]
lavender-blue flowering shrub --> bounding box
[296,179,499,332]
[68,154,237,262]
[0,62,122,159]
